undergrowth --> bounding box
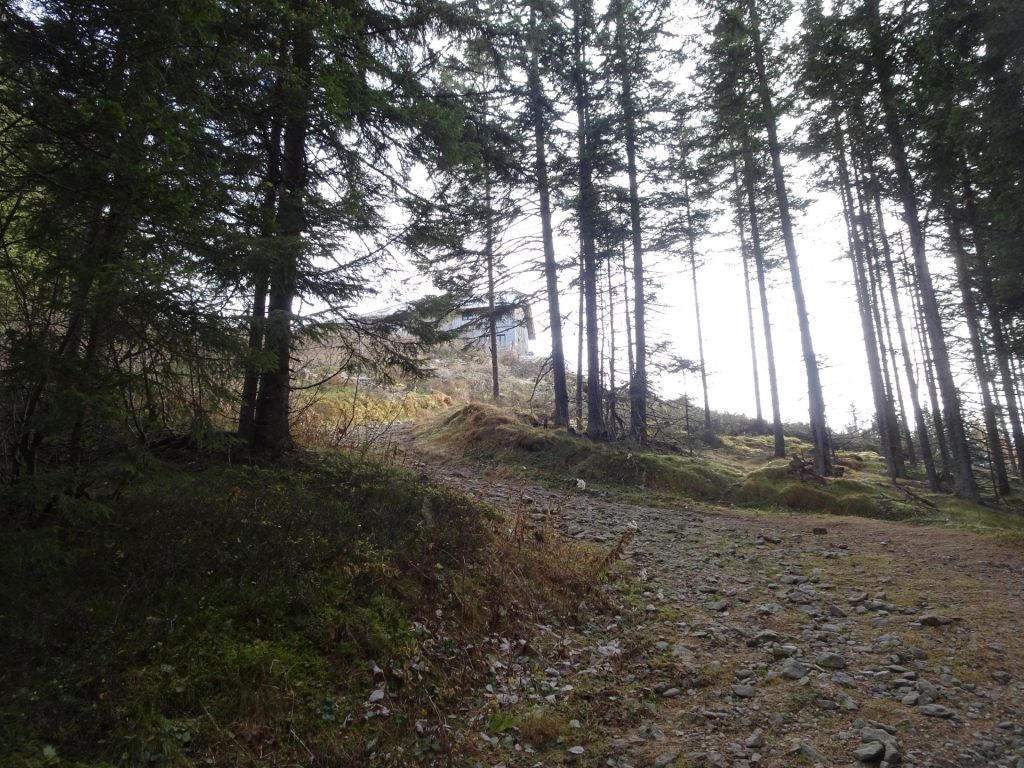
[428,404,1024,533]
[428,404,740,501]
[0,449,606,767]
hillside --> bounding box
[3,374,1024,767]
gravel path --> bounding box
[404,441,1024,768]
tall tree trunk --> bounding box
[747,0,831,474]
[621,244,636,381]
[573,0,605,439]
[576,261,584,431]
[868,174,933,481]
[901,244,953,482]
[873,251,915,465]
[683,171,711,432]
[606,256,618,436]
[527,24,570,426]
[252,18,311,457]
[238,275,267,440]
[947,210,1009,495]
[836,136,900,478]
[989,307,1024,480]
[734,176,765,432]
[963,183,1024,480]
[484,162,500,401]
[872,181,938,488]
[239,114,282,441]
[614,0,647,444]
[851,152,905,476]
[740,150,785,457]
[864,0,977,499]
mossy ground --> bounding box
[428,404,1024,534]
[0,449,606,767]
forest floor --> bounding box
[395,420,1024,768]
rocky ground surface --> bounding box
[398,435,1024,768]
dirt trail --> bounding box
[402,436,1024,768]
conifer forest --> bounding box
[1,0,1022,497]
[4,3,1024,767]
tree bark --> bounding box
[870,176,940,488]
[747,0,831,474]
[836,136,900,478]
[527,24,570,426]
[683,170,711,432]
[573,0,605,439]
[864,0,978,499]
[740,149,785,458]
[850,154,905,476]
[252,16,311,457]
[901,244,952,482]
[963,184,1024,480]
[734,171,765,432]
[947,211,1009,495]
[484,162,499,402]
[606,256,619,435]
[614,0,647,444]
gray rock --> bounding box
[745,728,765,749]
[749,629,781,646]
[797,742,829,764]
[782,659,810,680]
[706,600,729,612]
[661,687,681,698]
[919,704,955,718]
[840,694,861,711]
[817,651,848,670]
[861,727,897,748]
[773,644,799,659]
[732,684,756,698]
[855,741,886,762]
[653,750,679,767]
[992,670,1011,684]
[833,672,858,687]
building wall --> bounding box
[442,307,529,355]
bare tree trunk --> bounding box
[484,163,500,401]
[747,0,830,474]
[864,0,977,499]
[870,176,939,488]
[901,243,952,482]
[947,211,1009,495]
[683,171,711,432]
[606,256,618,436]
[527,17,570,426]
[851,154,905,476]
[621,243,635,382]
[576,261,584,431]
[836,136,900,478]
[252,18,312,458]
[740,151,784,457]
[733,169,764,432]
[613,0,647,444]
[238,276,267,440]
[573,0,605,439]
[239,116,281,442]
[963,185,1024,480]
